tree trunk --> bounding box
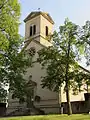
[65,34,72,115]
[87,83,88,93]
[66,81,72,115]
[65,68,72,115]
[26,95,32,114]
[26,96,32,108]
[59,86,62,114]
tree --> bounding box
[78,21,90,92]
[37,19,84,115]
[0,0,34,102]
[12,75,37,109]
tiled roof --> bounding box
[24,11,54,24]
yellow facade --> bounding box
[24,12,59,114]
[7,11,87,115]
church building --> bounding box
[6,11,89,115]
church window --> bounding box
[28,47,36,56]
[46,26,48,36]
[33,25,36,35]
[30,25,36,36]
[30,26,32,36]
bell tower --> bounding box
[23,12,59,114]
[6,12,59,115]
[24,11,54,47]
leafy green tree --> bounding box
[12,75,37,109]
[78,21,90,92]
[0,0,34,103]
[37,19,85,115]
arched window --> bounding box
[46,26,48,36]
[30,26,32,36]
[33,25,36,35]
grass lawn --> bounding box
[0,114,90,120]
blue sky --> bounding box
[19,0,90,37]
[19,0,90,67]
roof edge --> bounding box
[24,11,54,24]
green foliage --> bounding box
[0,83,7,102]
[12,75,37,108]
[80,21,90,66]
[74,21,90,92]
[0,0,35,103]
[38,19,82,92]
[37,19,87,115]
[0,0,20,50]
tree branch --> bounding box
[79,65,90,74]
